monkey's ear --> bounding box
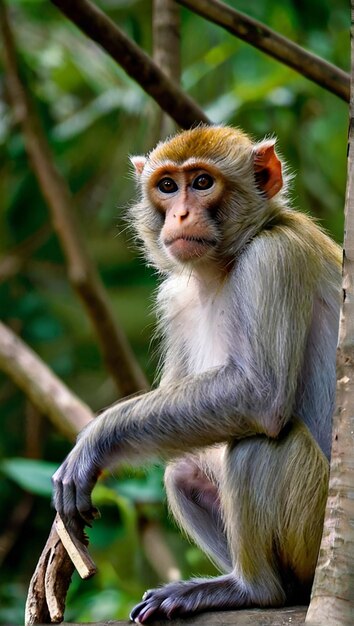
[130,155,147,177]
[253,140,283,199]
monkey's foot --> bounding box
[130,574,246,623]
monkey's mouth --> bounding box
[164,235,217,262]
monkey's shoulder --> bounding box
[241,210,341,275]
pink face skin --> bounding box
[147,163,226,265]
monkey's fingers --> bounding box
[52,460,99,524]
[75,492,100,525]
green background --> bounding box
[0,0,349,622]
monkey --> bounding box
[52,125,342,623]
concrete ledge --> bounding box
[62,606,307,625]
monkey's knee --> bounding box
[165,456,220,512]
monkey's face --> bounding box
[146,162,225,265]
[130,126,284,273]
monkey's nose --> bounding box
[173,208,189,222]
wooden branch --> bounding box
[0,320,93,439]
[50,0,209,129]
[178,0,350,102]
[25,515,93,625]
[54,606,307,625]
[153,0,181,84]
[151,0,181,138]
[25,525,54,625]
[0,0,149,397]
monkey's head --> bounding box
[130,125,284,273]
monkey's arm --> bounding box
[53,232,316,522]
[52,364,267,520]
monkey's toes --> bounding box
[130,599,162,624]
[130,583,208,623]
[130,598,183,623]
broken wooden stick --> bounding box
[25,514,97,625]
[55,514,97,580]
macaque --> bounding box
[53,125,342,623]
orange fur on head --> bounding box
[149,125,253,166]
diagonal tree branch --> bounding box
[0,0,148,397]
[51,0,209,129]
[0,321,93,439]
[177,0,350,102]
[50,0,349,110]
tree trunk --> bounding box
[305,4,354,624]
[151,0,181,141]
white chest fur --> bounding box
[160,274,230,375]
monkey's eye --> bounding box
[157,178,178,194]
[192,174,214,190]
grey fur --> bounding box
[52,126,342,623]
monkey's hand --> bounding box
[52,435,101,525]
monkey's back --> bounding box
[283,212,341,458]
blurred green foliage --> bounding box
[0,0,349,622]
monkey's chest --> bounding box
[178,296,229,375]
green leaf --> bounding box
[0,458,58,497]
[116,466,164,503]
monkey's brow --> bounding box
[155,162,211,174]
[182,165,209,172]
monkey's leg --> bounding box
[131,449,245,624]
[223,418,329,607]
[164,448,232,573]
[130,421,328,623]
